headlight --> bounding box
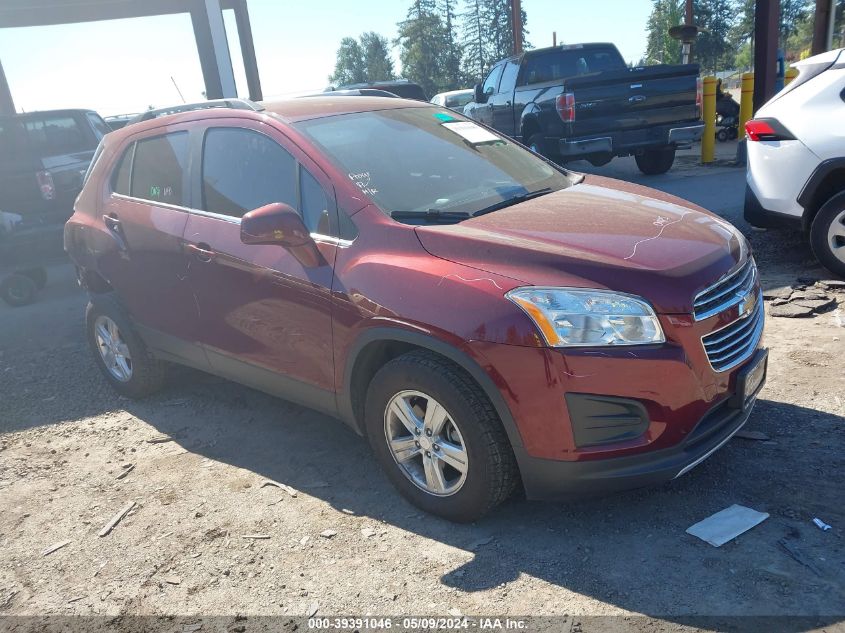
[506,287,665,347]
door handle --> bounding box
[103,214,122,235]
[186,242,215,263]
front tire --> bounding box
[810,192,845,278]
[86,294,167,398]
[635,147,676,175]
[364,350,518,522]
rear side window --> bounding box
[111,143,133,194]
[23,115,90,156]
[521,48,626,84]
[201,127,297,218]
[130,132,189,206]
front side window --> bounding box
[86,112,112,140]
[498,61,521,94]
[201,128,296,218]
[295,107,572,222]
[130,132,189,206]
[482,65,504,95]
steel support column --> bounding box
[233,0,261,101]
[812,0,836,54]
[753,0,779,112]
[191,0,237,99]
[0,58,15,115]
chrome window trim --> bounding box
[110,193,355,244]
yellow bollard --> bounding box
[785,67,798,85]
[701,75,716,164]
[739,72,754,136]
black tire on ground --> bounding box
[364,350,518,522]
[810,191,845,278]
[22,267,47,290]
[85,294,167,398]
[527,133,560,163]
[635,147,676,175]
[716,129,729,142]
[0,273,38,307]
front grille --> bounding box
[701,293,764,372]
[693,258,756,321]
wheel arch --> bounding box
[340,327,525,454]
[798,158,845,231]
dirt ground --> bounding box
[1,174,844,632]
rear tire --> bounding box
[23,267,47,290]
[364,350,518,522]
[635,147,676,175]
[527,133,560,163]
[1,273,38,307]
[810,191,845,278]
[86,294,167,398]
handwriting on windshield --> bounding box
[348,172,378,196]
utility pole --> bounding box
[511,0,523,55]
[684,0,694,63]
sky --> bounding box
[0,1,653,117]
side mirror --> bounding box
[474,83,487,104]
[240,202,323,267]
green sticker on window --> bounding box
[149,185,161,197]
[433,112,456,122]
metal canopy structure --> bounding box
[0,0,262,115]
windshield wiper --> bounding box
[472,187,555,217]
[390,209,472,223]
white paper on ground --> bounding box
[442,121,501,144]
[686,504,769,547]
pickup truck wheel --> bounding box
[364,350,518,522]
[86,294,167,398]
[0,273,38,307]
[527,133,560,162]
[23,267,48,290]
[810,192,845,278]
[635,147,676,175]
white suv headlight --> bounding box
[506,287,665,347]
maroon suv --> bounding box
[65,97,767,522]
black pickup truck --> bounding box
[463,43,703,174]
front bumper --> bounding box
[514,386,759,500]
[557,122,704,159]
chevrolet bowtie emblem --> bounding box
[739,292,756,318]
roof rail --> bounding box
[127,99,264,125]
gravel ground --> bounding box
[1,172,844,632]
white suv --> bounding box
[745,47,845,276]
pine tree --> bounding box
[694,0,736,74]
[644,0,683,65]
[396,0,448,97]
[439,0,463,90]
[329,37,365,86]
[460,0,487,83]
[360,32,395,82]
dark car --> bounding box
[65,97,766,522]
[464,43,704,174]
[326,80,428,101]
[0,109,110,222]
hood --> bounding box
[414,175,746,314]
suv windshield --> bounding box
[294,107,572,222]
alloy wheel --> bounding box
[94,315,133,382]
[827,209,845,264]
[383,390,468,496]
